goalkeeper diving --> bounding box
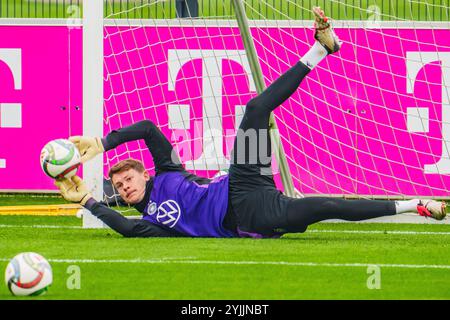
[56,7,446,238]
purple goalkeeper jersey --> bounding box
[141,171,236,237]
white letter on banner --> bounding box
[0,49,22,170]
[0,48,21,90]
[168,49,255,171]
[406,52,450,174]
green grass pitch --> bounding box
[1,213,449,300]
[0,0,449,301]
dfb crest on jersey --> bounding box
[157,200,181,228]
[146,201,157,216]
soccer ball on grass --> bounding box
[4,252,53,296]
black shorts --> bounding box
[226,164,294,237]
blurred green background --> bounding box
[0,0,448,20]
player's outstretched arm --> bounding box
[71,120,183,173]
[55,175,183,237]
[69,136,104,163]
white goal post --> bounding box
[82,0,105,228]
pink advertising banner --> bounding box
[1,24,449,197]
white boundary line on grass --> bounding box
[0,224,82,229]
[308,229,450,235]
[0,257,449,270]
[1,224,450,235]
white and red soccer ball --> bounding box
[40,139,81,180]
[4,252,53,296]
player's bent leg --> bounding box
[242,61,310,117]
[283,197,397,232]
[241,6,344,117]
[231,61,310,169]
[283,197,447,233]
[230,6,343,171]
[236,6,344,128]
